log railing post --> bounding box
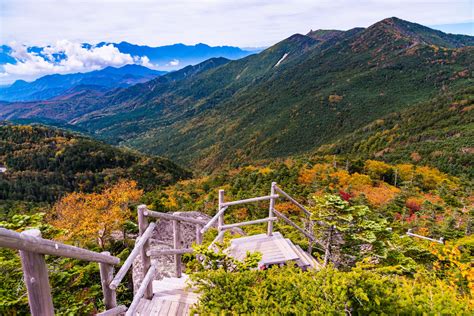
[307,220,314,255]
[19,229,54,316]
[195,224,203,245]
[173,220,182,277]
[217,190,225,242]
[99,251,117,309]
[267,182,277,236]
[137,205,153,299]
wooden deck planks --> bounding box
[139,275,199,316]
[148,296,164,315]
[168,301,180,315]
[159,300,172,315]
[135,298,147,315]
[229,232,300,266]
[134,231,320,315]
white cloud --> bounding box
[167,59,180,66]
[0,40,152,83]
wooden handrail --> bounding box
[144,209,207,225]
[0,227,119,265]
[274,186,311,217]
[208,230,225,250]
[125,265,156,316]
[220,217,278,230]
[406,230,444,244]
[221,194,279,207]
[200,206,228,234]
[272,208,315,241]
[109,222,156,290]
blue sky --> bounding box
[1,0,472,47]
[430,22,473,35]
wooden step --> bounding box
[295,244,322,270]
[285,238,311,270]
[153,274,191,293]
[147,274,199,316]
[135,298,152,316]
[229,232,300,267]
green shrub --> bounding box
[191,265,472,315]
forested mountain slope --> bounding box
[81,17,472,169]
[0,123,191,203]
[1,18,473,172]
[316,87,474,178]
[0,58,231,124]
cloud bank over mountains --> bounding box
[0,41,153,84]
[0,40,256,85]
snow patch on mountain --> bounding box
[274,53,288,67]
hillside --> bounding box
[1,18,473,172]
[0,58,231,123]
[315,87,474,178]
[0,123,191,203]
[79,17,473,169]
[0,64,165,102]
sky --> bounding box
[1,0,473,47]
[0,0,472,84]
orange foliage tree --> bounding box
[51,180,143,248]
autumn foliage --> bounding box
[50,180,142,247]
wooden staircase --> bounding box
[0,182,323,316]
[135,274,199,316]
[228,232,321,270]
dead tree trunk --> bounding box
[323,226,334,266]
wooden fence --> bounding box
[0,227,121,315]
[0,181,319,315]
[201,182,319,254]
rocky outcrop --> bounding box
[132,211,244,292]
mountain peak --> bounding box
[365,17,474,48]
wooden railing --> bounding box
[0,227,122,316]
[201,187,280,249]
[273,183,322,254]
[0,182,319,315]
[121,205,207,315]
[406,229,444,244]
[201,182,320,255]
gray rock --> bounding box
[132,211,245,292]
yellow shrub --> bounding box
[365,160,392,180]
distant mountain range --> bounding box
[95,42,259,69]
[0,64,165,102]
[1,17,473,174]
[0,42,259,82]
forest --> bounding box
[0,127,472,314]
[0,123,191,205]
[0,9,473,316]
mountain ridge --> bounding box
[0,64,165,102]
[1,17,473,172]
